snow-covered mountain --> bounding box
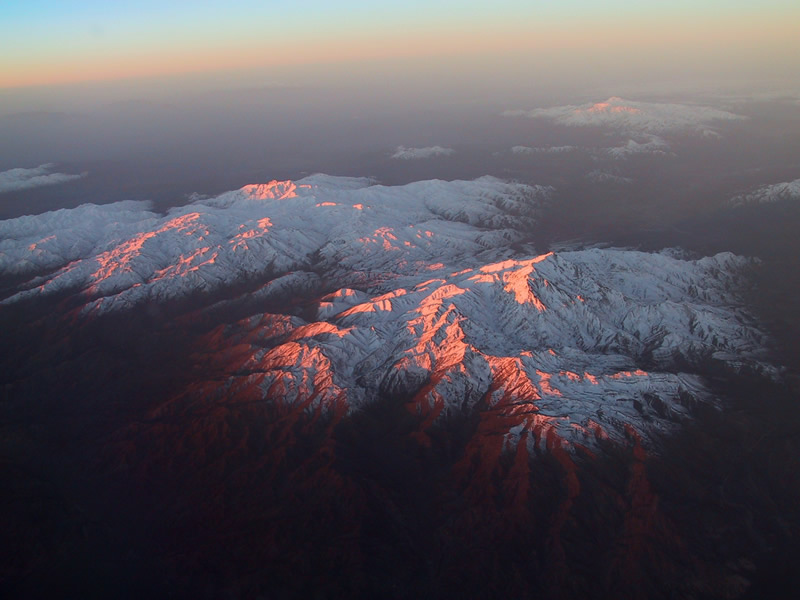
[604,134,672,159]
[0,174,773,457]
[178,246,769,455]
[503,96,744,136]
[730,177,800,206]
[1,176,550,312]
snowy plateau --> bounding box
[0,175,774,454]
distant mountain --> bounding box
[503,96,745,136]
[731,177,800,206]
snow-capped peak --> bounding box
[503,97,745,135]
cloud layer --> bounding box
[585,170,633,185]
[0,164,86,194]
[391,146,455,160]
[511,145,576,155]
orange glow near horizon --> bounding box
[2,13,798,90]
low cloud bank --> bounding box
[0,164,86,194]
[391,146,455,160]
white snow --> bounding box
[503,97,745,135]
[183,247,771,451]
[0,176,550,311]
[0,174,773,453]
[730,178,800,206]
[604,134,671,159]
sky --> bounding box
[1,0,799,207]
[2,1,799,90]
